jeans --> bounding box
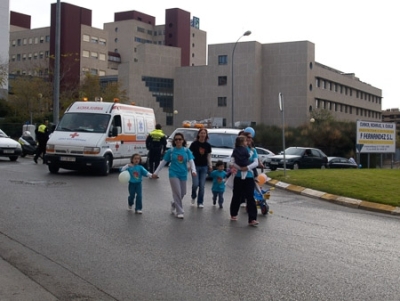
[212,191,224,206]
[191,165,208,205]
[128,182,143,210]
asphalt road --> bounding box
[1,156,400,301]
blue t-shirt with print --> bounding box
[125,165,150,183]
[210,170,227,192]
[163,147,194,180]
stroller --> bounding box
[253,184,271,215]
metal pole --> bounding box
[53,0,61,124]
[231,31,251,128]
[279,93,286,176]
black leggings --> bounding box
[230,177,257,222]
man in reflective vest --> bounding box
[146,124,166,173]
[34,119,49,164]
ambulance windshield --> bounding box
[56,113,110,133]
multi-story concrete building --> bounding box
[0,0,9,99]
[382,108,400,129]
[8,3,382,133]
[174,41,382,129]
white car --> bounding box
[166,127,199,150]
[255,147,275,168]
[0,129,22,161]
[208,128,241,168]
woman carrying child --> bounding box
[229,132,259,226]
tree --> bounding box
[79,73,128,103]
[8,76,52,123]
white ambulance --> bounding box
[45,101,156,175]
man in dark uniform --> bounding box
[34,119,49,164]
[146,124,167,173]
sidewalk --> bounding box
[0,258,57,301]
[267,179,400,216]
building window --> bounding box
[17,54,21,61]
[28,53,32,60]
[45,51,49,58]
[218,76,227,86]
[218,97,227,106]
[114,38,118,43]
[22,54,26,61]
[90,68,98,75]
[33,53,38,59]
[17,39,21,46]
[29,38,32,44]
[137,27,145,33]
[218,55,228,65]
[99,70,106,76]
[39,52,44,59]
[147,30,153,35]
[46,35,50,42]
[316,78,320,87]
[23,38,27,45]
[99,53,106,61]
[115,27,118,32]
[83,34,90,42]
[40,36,44,43]
[91,36,98,43]
[82,50,89,57]
[99,38,106,46]
[91,52,98,59]
[34,37,39,44]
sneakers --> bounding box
[135,210,142,214]
[33,157,38,164]
[230,216,238,221]
[176,214,184,219]
[248,220,259,226]
[213,200,216,206]
[240,203,247,208]
[191,198,195,205]
[219,204,223,209]
[198,204,204,208]
[128,205,132,210]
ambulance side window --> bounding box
[111,115,122,137]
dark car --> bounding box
[269,147,328,170]
[327,157,358,169]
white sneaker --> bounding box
[198,204,204,208]
[240,203,246,208]
[135,210,142,214]
[191,198,195,205]
[177,214,184,219]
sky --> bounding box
[9,0,399,110]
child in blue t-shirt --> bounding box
[209,160,227,209]
[120,153,152,213]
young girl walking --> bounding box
[120,153,152,213]
[209,160,227,208]
[152,133,197,219]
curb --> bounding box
[267,179,400,216]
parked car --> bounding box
[327,157,358,169]
[0,129,22,161]
[269,147,328,170]
[255,147,275,168]
[166,127,199,151]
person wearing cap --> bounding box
[146,124,167,173]
[229,128,260,226]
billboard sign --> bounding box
[356,121,396,153]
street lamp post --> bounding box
[231,30,251,128]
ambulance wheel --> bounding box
[100,154,112,176]
[48,164,59,174]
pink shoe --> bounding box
[248,220,259,226]
[230,216,238,221]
